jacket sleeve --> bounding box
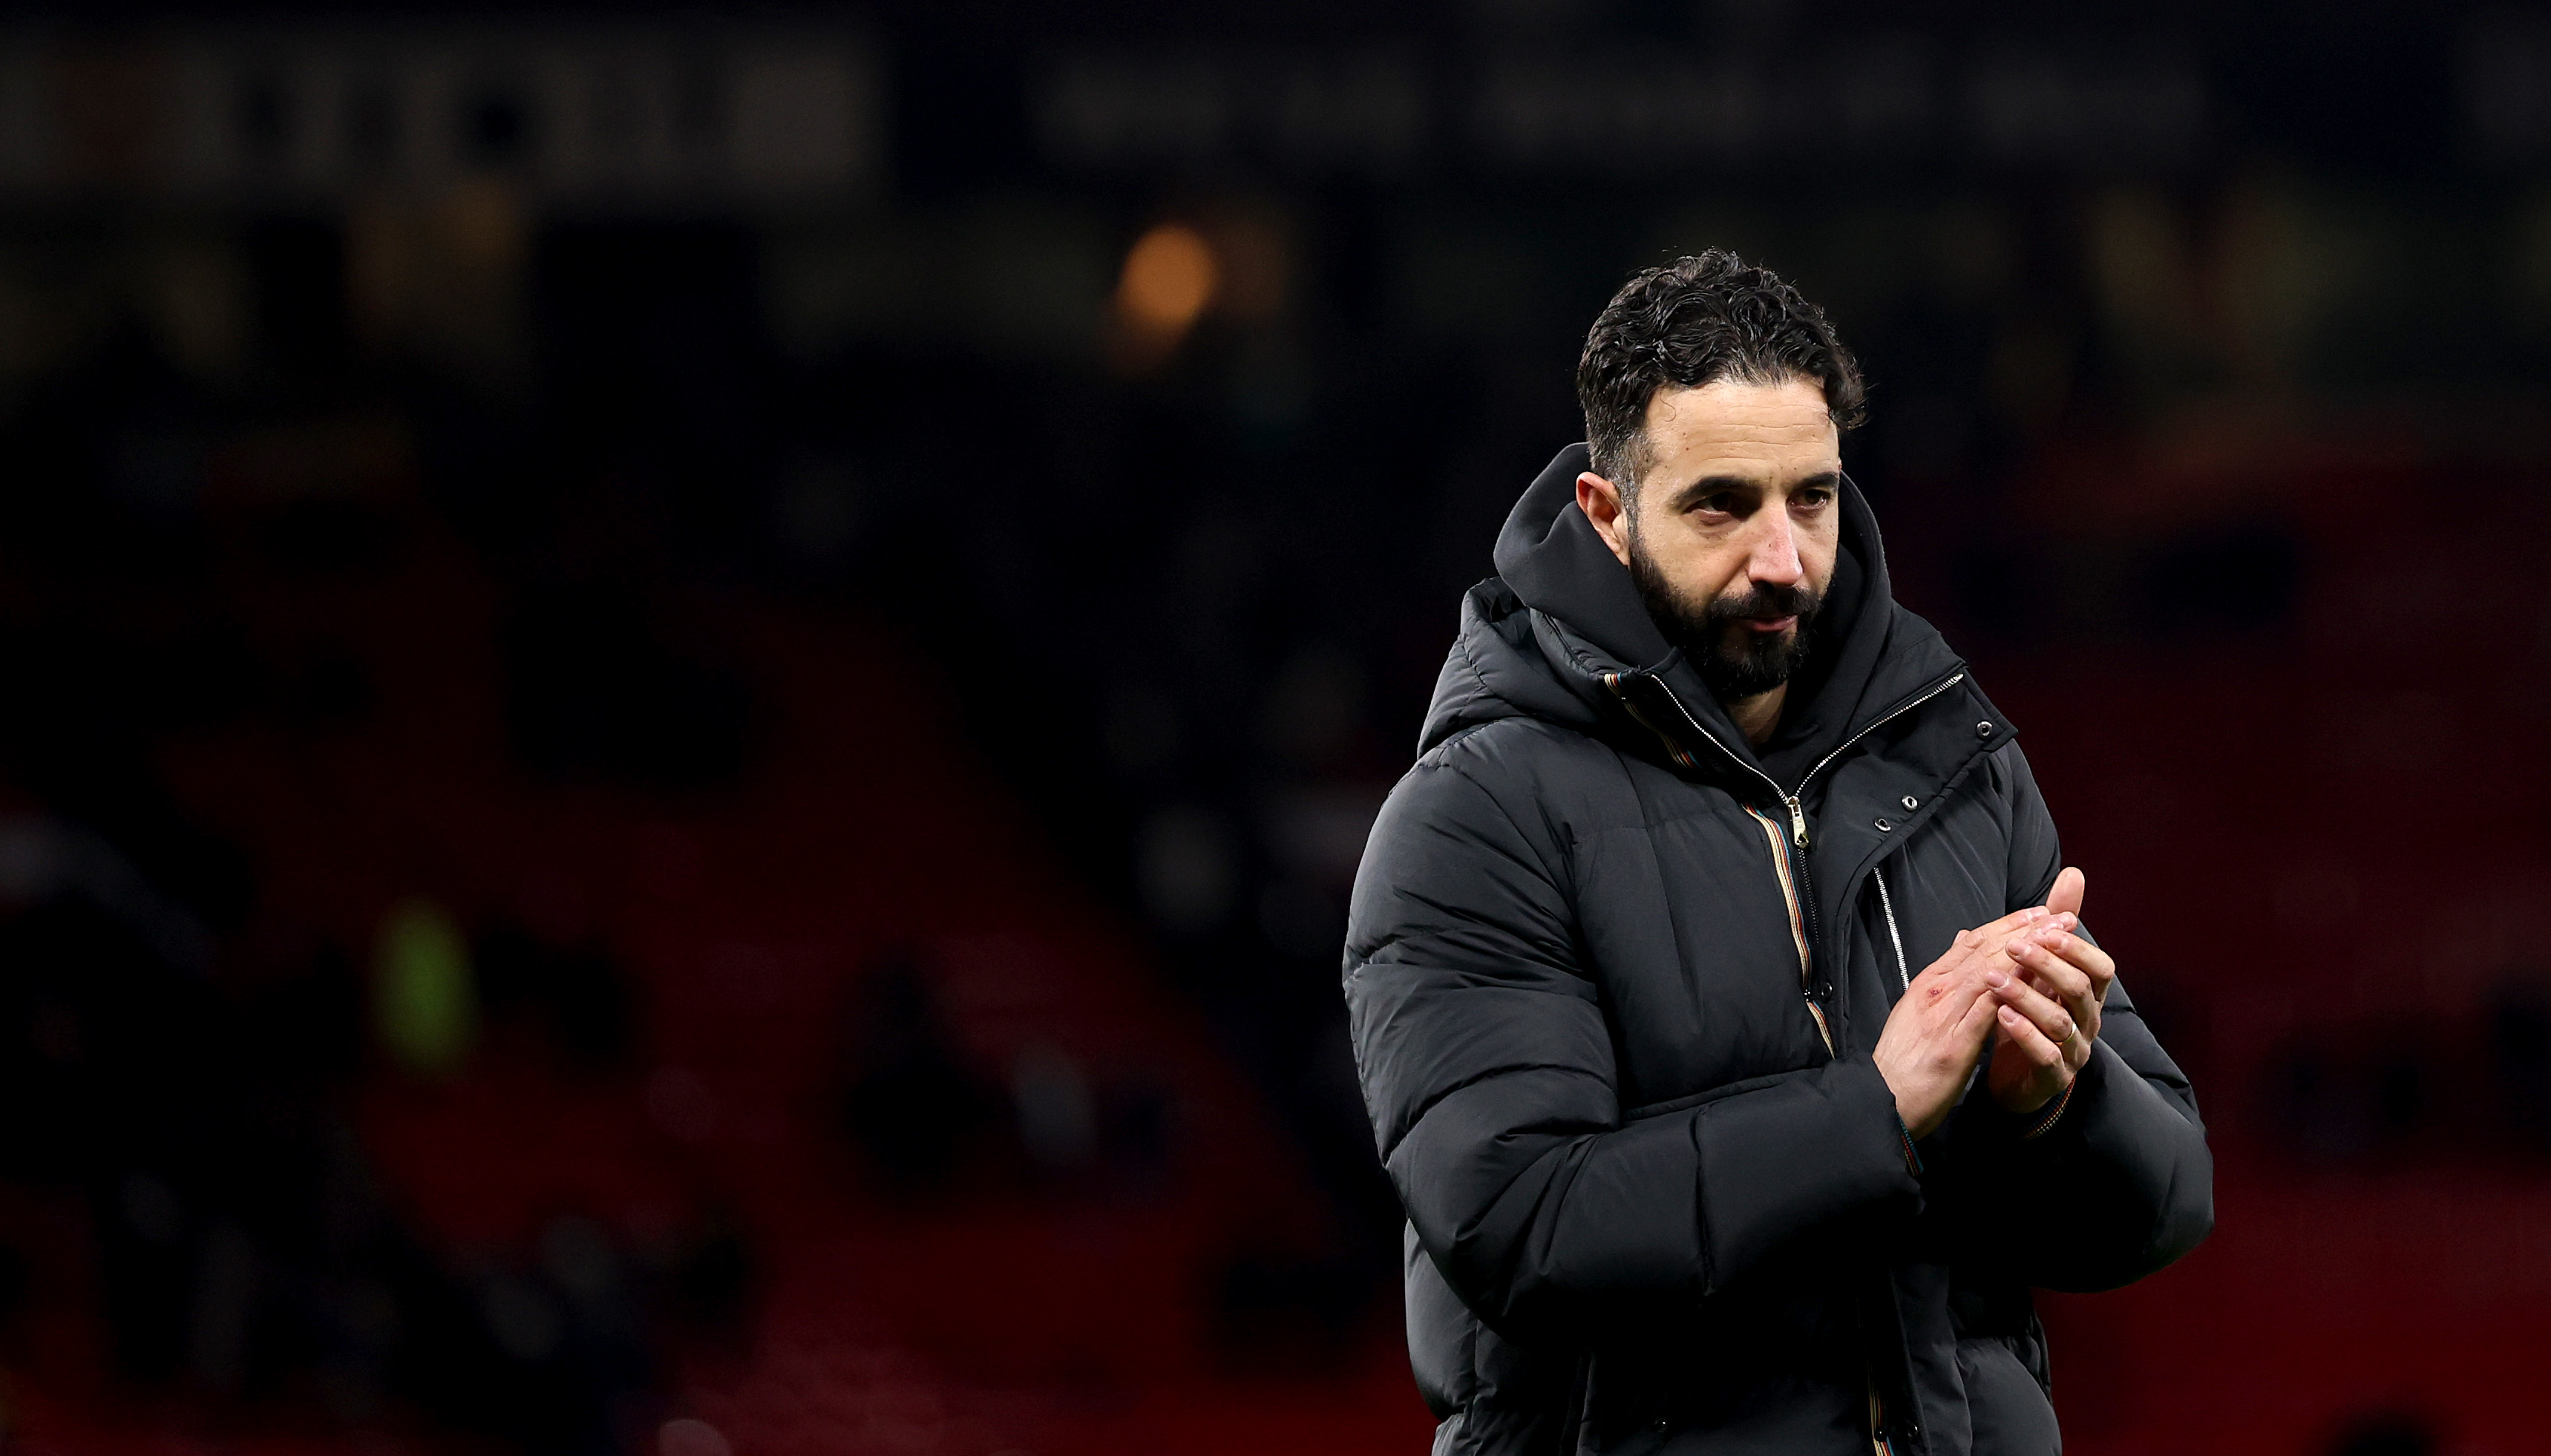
[1958,741,2215,1291]
[1345,738,1922,1341]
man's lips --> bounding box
[1739,615,1798,634]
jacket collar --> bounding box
[1426,443,1980,793]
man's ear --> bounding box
[1576,471,1634,567]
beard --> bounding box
[1627,536,1822,703]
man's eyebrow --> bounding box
[1663,470,1841,510]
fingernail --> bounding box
[1986,970,2008,988]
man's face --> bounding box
[1574,377,1843,701]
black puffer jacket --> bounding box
[1344,447,2213,1456]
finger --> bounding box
[2011,952,2099,1038]
[1987,966,2078,1045]
[1994,1003,2067,1069]
[2043,866,2086,920]
[2043,930,2117,996]
[1969,913,2071,958]
[2011,948,2100,1049]
[1955,908,2069,971]
[2011,939,2094,1006]
[1969,912,2077,978]
[1953,983,2003,1045]
[1972,904,2054,944]
[1919,909,2049,988]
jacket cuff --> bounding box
[2018,1078,2076,1141]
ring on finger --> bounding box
[2054,1020,2077,1049]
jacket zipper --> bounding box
[1774,669,1971,847]
[1868,1380,1899,1456]
[1605,666,1958,1456]
[1740,802,1831,1053]
[1602,668,1968,1054]
[1618,667,1967,850]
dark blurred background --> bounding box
[0,3,2543,1455]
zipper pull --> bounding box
[1784,796,1809,849]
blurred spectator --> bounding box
[2327,1411,2436,1456]
[2488,974,2551,1151]
[840,948,995,1191]
[478,919,636,1074]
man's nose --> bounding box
[1746,511,1804,587]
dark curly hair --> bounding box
[1576,251,1866,496]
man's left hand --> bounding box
[1986,867,2118,1116]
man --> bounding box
[1344,252,2212,1456]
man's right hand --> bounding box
[1873,905,2079,1139]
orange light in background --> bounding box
[1110,221,1219,370]
[1117,222,1217,330]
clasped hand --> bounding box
[1872,867,2116,1141]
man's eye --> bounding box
[1697,494,1735,514]
[1795,489,1834,508]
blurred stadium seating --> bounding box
[0,8,2542,1456]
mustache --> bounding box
[1703,582,1821,625]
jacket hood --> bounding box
[1419,443,1968,787]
